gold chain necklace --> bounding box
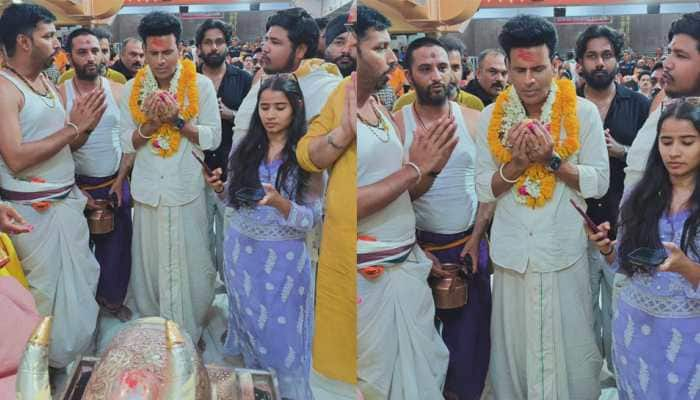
[357,103,389,143]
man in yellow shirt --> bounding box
[393,36,484,112]
[296,33,357,400]
[58,28,126,84]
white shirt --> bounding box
[475,97,609,273]
[67,77,121,178]
[119,73,222,207]
[232,59,342,145]
[402,102,478,234]
[623,108,661,191]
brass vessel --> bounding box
[87,199,114,235]
[428,262,468,310]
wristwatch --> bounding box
[173,116,186,130]
[546,152,562,172]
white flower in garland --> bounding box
[514,176,542,204]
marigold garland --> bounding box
[129,59,199,158]
[487,79,580,208]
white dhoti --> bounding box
[357,247,449,400]
[310,368,357,400]
[488,257,602,400]
[127,193,216,342]
[9,188,99,368]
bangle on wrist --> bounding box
[138,123,153,139]
[405,161,422,185]
[499,163,520,184]
[327,132,344,150]
[600,246,614,256]
[66,122,79,137]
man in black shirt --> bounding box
[464,48,507,106]
[575,25,650,377]
[196,19,253,273]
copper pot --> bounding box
[428,262,468,310]
[87,199,114,235]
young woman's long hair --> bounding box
[618,100,700,275]
[227,74,310,209]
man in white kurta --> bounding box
[475,15,609,400]
[476,90,609,400]
[119,17,221,343]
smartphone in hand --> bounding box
[628,247,667,268]
[570,199,600,234]
[235,187,265,207]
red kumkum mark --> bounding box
[515,49,536,62]
[151,36,166,48]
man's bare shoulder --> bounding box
[0,75,22,110]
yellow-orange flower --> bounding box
[129,59,199,158]
[487,79,580,208]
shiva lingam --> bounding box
[15,317,281,400]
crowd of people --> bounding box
[0,2,698,400]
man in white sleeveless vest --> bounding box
[356,6,455,399]
[119,12,221,346]
[59,28,134,322]
[475,16,609,399]
[0,4,106,368]
[393,37,494,400]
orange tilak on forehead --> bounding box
[515,49,536,62]
[148,36,172,51]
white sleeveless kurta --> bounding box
[401,101,478,234]
[65,76,121,178]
